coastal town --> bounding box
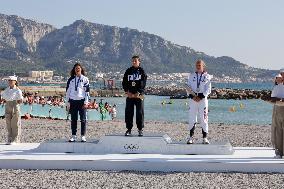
[0,70,273,103]
[0,69,273,88]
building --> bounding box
[29,71,53,80]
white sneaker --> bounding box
[81,136,86,142]
[187,137,194,144]
[69,135,77,142]
[10,142,17,145]
[202,138,210,144]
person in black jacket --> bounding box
[122,55,147,136]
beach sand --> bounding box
[0,119,283,188]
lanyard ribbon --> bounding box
[196,72,203,90]
[75,76,81,91]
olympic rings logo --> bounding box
[123,144,139,151]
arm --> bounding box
[185,75,196,97]
[187,74,192,89]
[122,70,129,93]
[204,79,212,97]
[66,77,72,103]
[138,70,147,95]
[270,97,283,103]
[84,78,90,105]
[1,88,8,100]
[16,89,23,104]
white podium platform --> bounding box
[34,134,234,155]
[0,134,283,173]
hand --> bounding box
[127,92,134,98]
[66,102,70,110]
[133,93,139,98]
[193,96,201,102]
[126,92,131,98]
[83,104,88,109]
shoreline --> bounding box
[8,86,272,100]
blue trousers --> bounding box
[69,99,86,136]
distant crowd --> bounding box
[0,92,117,119]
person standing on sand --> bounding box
[111,104,117,120]
[271,72,284,159]
[186,59,212,144]
[66,63,90,142]
[122,55,147,137]
[1,76,23,145]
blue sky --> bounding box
[1,0,283,70]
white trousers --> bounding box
[188,98,209,133]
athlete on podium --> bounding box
[186,60,212,144]
[122,55,147,137]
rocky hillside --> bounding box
[0,13,277,80]
[0,14,55,75]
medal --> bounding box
[132,81,136,86]
[196,72,203,93]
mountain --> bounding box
[0,13,277,80]
[0,13,55,75]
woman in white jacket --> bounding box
[186,60,212,144]
[1,76,23,145]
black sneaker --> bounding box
[187,137,193,144]
[138,130,143,137]
[125,130,132,136]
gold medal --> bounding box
[132,81,136,86]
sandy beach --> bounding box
[0,118,283,188]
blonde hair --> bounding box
[195,59,206,72]
[196,59,206,67]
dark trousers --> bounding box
[70,99,86,136]
[125,98,144,131]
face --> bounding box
[132,58,140,68]
[196,62,204,73]
[8,80,16,87]
[275,77,283,84]
[75,65,82,75]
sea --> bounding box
[0,82,275,125]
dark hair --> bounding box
[70,63,86,77]
[132,55,140,61]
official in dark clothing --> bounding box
[122,55,147,136]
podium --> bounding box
[0,134,283,173]
[35,134,234,155]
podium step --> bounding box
[0,144,282,173]
[34,134,234,155]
